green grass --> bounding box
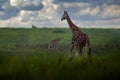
[0,28,120,80]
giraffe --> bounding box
[61,11,91,59]
[48,37,63,50]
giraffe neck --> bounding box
[66,14,80,34]
[55,38,62,42]
[51,38,62,42]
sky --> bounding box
[0,0,120,28]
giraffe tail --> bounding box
[88,48,91,61]
[89,48,91,56]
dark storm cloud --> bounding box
[107,0,120,5]
[0,0,20,20]
[54,0,75,3]
[0,0,9,5]
[54,0,120,6]
[0,7,4,11]
[0,6,20,20]
[21,2,43,11]
[0,0,8,11]
[54,0,92,3]
[89,0,120,7]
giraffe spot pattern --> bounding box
[62,11,89,48]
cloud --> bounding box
[107,0,120,5]
[61,1,120,20]
[10,0,44,11]
[54,0,92,3]
[0,0,120,28]
[0,0,44,20]
[0,0,8,11]
[79,6,100,16]
[0,7,4,11]
[0,1,20,20]
[0,0,60,27]
[101,4,120,18]
[21,3,43,11]
[58,1,120,28]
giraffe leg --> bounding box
[79,46,83,57]
[68,44,74,57]
[56,44,58,50]
[54,44,56,50]
[85,41,91,60]
[86,46,91,61]
[48,43,50,49]
[75,46,80,57]
[52,43,55,50]
[85,45,88,58]
[48,43,52,49]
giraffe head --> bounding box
[61,11,68,21]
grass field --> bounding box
[0,28,120,80]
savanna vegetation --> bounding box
[0,28,120,80]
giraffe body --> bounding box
[61,11,91,58]
[48,37,63,50]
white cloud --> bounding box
[101,4,120,18]
[79,7,91,15]
[0,0,60,28]
[90,6,100,16]
[0,17,28,28]
[76,18,120,28]
[10,0,43,11]
[10,0,20,7]
[41,0,59,15]
[0,0,120,28]
[78,5,100,16]
[61,2,100,16]
[10,0,41,7]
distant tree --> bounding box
[32,25,37,28]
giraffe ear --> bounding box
[64,11,67,13]
[65,11,67,13]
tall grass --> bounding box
[0,28,120,80]
[0,51,120,80]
